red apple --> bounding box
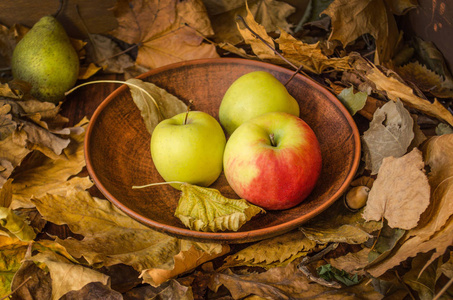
[223,112,322,210]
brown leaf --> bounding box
[384,0,418,15]
[59,282,123,300]
[322,0,400,64]
[363,148,430,230]
[209,260,383,300]
[365,134,453,277]
[141,243,230,286]
[110,0,218,69]
[207,0,295,45]
[397,61,453,98]
[29,251,110,300]
[364,63,453,127]
[10,260,52,300]
[327,248,371,276]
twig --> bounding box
[0,276,32,300]
[394,270,416,300]
[297,243,341,288]
[433,276,453,300]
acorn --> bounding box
[344,186,370,211]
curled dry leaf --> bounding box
[275,31,352,74]
[127,78,188,135]
[175,183,265,232]
[11,117,92,209]
[327,248,371,277]
[365,64,453,127]
[221,229,319,270]
[236,2,276,60]
[362,99,414,174]
[322,0,399,65]
[363,148,430,230]
[0,236,29,297]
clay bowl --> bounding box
[85,58,360,244]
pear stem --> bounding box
[132,181,185,189]
[269,133,276,147]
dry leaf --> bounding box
[0,237,29,297]
[363,148,430,230]
[365,134,453,277]
[362,99,415,174]
[175,183,264,232]
[236,2,276,60]
[384,0,418,15]
[207,0,295,45]
[402,252,439,300]
[327,248,371,276]
[59,282,122,300]
[110,0,218,69]
[11,118,91,209]
[10,260,52,300]
[0,207,36,241]
[209,260,383,300]
[364,64,453,127]
[275,30,352,74]
[29,251,110,300]
[322,0,400,64]
[141,243,230,286]
[221,230,319,270]
[85,34,135,74]
[397,61,453,98]
[0,24,17,68]
[300,195,382,245]
[127,78,188,135]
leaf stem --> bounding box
[132,181,186,189]
[65,80,162,118]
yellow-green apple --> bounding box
[219,71,300,135]
[151,111,226,189]
[223,112,322,210]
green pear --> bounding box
[11,15,79,103]
[219,71,300,135]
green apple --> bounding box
[151,111,226,189]
[223,112,322,210]
[219,71,300,135]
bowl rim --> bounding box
[84,57,361,243]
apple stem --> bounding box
[132,181,186,189]
[269,133,276,147]
[183,100,193,125]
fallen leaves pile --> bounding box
[0,0,453,299]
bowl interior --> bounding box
[85,58,360,243]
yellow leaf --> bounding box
[365,63,453,127]
[276,30,352,74]
[236,2,276,60]
[221,230,319,269]
[11,117,91,209]
[175,183,265,232]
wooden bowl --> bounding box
[85,58,360,243]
